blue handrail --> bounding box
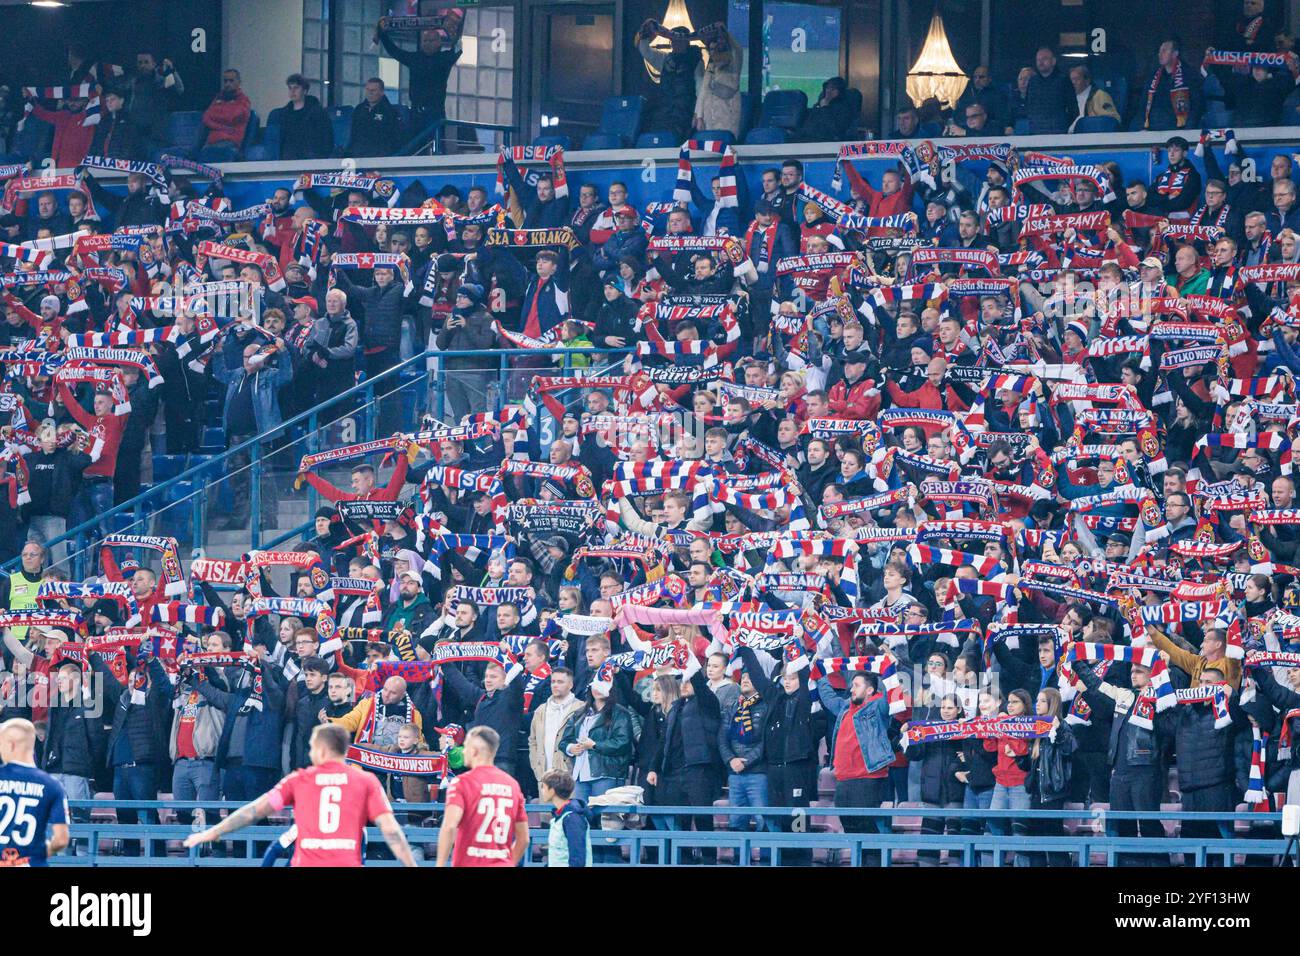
[4,346,631,574]
[50,802,1293,867]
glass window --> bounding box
[728,0,841,98]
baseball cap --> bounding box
[434,724,466,745]
[290,295,319,312]
[1140,256,1164,270]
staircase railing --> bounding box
[4,346,632,578]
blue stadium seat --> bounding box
[757,90,807,131]
[200,427,225,453]
[151,455,189,484]
[634,131,676,148]
[692,129,735,146]
[581,132,624,151]
[164,111,205,153]
[245,108,282,160]
[328,105,353,153]
[1093,76,1129,122]
[743,126,789,145]
[1074,115,1120,134]
[1204,101,1233,127]
[242,110,260,150]
[1014,118,1032,135]
[1202,73,1227,100]
[12,117,53,165]
[597,95,644,145]
[531,134,571,150]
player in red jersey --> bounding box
[184,724,417,867]
[436,726,530,867]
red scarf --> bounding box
[1146,58,1190,129]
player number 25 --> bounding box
[474,797,514,845]
[0,795,40,846]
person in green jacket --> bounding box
[1170,243,1210,295]
[540,770,592,867]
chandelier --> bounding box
[906,9,969,109]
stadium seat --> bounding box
[12,116,53,165]
[328,105,353,153]
[200,426,225,454]
[1204,101,1233,127]
[597,95,644,145]
[757,90,807,131]
[742,126,788,145]
[244,107,284,161]
[150,455,189,485]
[531,134,571,150]
[163,110,205,155]
[917,120,943,138]
[1014,118,1032,135]
[580,132,623,150]
[634,131,676,148]
[1095,76,1129,122]
[1074,115,1120,134]
[692,129,735,146]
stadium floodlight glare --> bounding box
[906,8,969,109]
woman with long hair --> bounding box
[985,687,1033,862]
[903,692,967,866]
[957,689,1002,835]
[1023,687,1077,866]
[559,680,634,801]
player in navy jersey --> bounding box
[0,718,70,867]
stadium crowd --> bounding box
[4,26,1300,867]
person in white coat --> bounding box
[693,23,743,136]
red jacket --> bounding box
[843,161,914,219]
[828,375,880,420]
[59,382,126,480]
[885,379,969,414]
[201,91,252,147]
[29,103,94,170]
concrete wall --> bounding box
[222,0,305,122]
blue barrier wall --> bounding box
[75,128,1300,229]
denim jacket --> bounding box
[816,678,894,774]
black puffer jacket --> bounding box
[1024,722,1078,802]
[1162,702,1234,792]
[959,735,998,790]
[94,652,170,767]
[332,268,409,351]
[740,647,816,767]
[654,668,722,774]
[43,690,108,779]
[910,737,966,805]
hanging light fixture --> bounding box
[644,0,700,84]
[906,7,969,109]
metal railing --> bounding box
[51,801,1292,868]
[5,346,632,578]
